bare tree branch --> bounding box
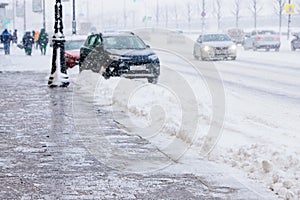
[273,0,286,33]
[155,0,160,26]
[231,0,242,28]
[213,0,222,30]
[248,0,264,29]
[194,0,201,17]
[165,6,169,28]
[186,2,192,29]
[296,2,300,14]
[170,4,179,28]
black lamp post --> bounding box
[42,0,46,30]
[23,0,26,32]
[72,0,76,35]
[48,0,69,87]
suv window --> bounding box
[83,34,102,48]
[103,36,146,50]
[94,35,102,47]
[88,35,98,47]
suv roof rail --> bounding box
[119,31,135,35]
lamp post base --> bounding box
[48,74,70,88]
[48,0,69,88]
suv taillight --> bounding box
[256,36,262,41]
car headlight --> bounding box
[109,55,131,61]
[203,45,212,52]
[148,54,158,61]
[229,44,237,50]
[109,55,120,61]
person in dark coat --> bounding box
[32,30,36,48]
[12,29,18,44]
[37,28,48,55]
[1,29,12,55]
[22,32,34,56]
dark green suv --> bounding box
[79,32,160,84]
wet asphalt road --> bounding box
[0,71,273,199]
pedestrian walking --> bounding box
[32,30,36,49]
[22,32,34,56]
[1,29,12,55]
[34,31,40,49]
[12,29,18,44]
[37,28,48,55]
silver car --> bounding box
[291,32,300,51]
[193,33,237,61]
[243,30,281,51]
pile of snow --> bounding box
[78,70,299,200]
[76,72,207,156]
[209,144,300,200]
[71,41,299,199]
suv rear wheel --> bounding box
[148,77,158,84]
[193,50,199,60]
[291,45,296,51]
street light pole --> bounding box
[287,0,291,40]
[23,0,26,32]
[201,0,206,33]
[43,0,46,30]
[123,0,127,28]
[72,0,76,34]
[12,0,15,30]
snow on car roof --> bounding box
[103,31,135,36]
[64,34,88,41]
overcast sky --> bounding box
[71,0,279,17]
[3,0,299,33]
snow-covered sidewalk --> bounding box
[2,41,298,199]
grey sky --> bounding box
[3,0,299,33]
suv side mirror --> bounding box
[146,45,150,48]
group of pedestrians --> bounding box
[1,28,48,56]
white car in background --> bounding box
[167,30,186,44]
[193,33,237,61]
[243,30,281,51]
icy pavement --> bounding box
[0,71,275,199]
[0,46,278,199]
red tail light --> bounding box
[275,36,280,41]
[256,36,262,41]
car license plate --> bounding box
[216,50,227,54]
[130,65,146,70]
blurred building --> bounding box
[0,1,9,29]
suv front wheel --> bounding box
[148,77,158,84]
